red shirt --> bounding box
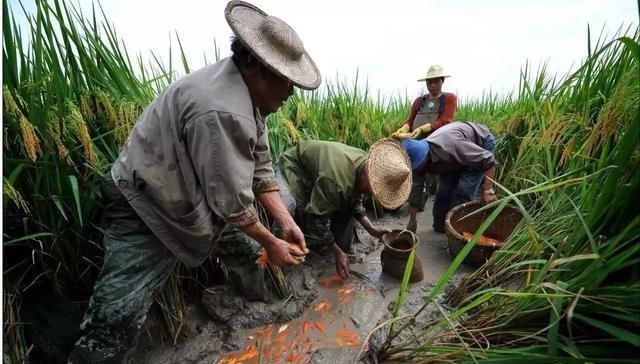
[406,93,458,131]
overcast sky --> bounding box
[10,0,639,101]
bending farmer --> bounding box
[401,121,497,233]
[277,140,412,280]
[68,1,321,363]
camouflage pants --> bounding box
[408,172,428,209]
[215,227,280,303]
[296,207,356,254]
[68,176,177,364]
[432,134,497,231]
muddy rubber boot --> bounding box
[406,219,417,233]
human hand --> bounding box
[391,124,411,139]
[481,191,497,205]
[368,226,392,239]
[265,238,305,267]
[280,222,309,255]
[410,123,432,138]
[334,250,351,280]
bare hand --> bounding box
[266,238,304,267]
[369,226,392,239]
[335,250,351,280]
[481,193,497,205]
[280,223,309,255]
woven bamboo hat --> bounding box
[367,139,412,210]
[225,1,322,90]
[417,64,450,81]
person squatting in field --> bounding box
[68,1,321,363]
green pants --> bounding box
[215,227,280,303]
[68,176,177,364]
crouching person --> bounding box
[276,140,412,279]
[68,1,321,363]
[401,121,498,233]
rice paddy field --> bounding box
[3,0,639,363]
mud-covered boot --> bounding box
[406,219,417,233]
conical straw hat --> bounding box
[225,1,322,90]
[367,139,412,210]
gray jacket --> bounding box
[424,121,496,175]
[112,57,278,266]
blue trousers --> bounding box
[432,134,496,232]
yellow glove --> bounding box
[409,123,432,138]
[391,124,411,139]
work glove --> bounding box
[409,123,432,138]
[391,124,411,139]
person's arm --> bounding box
[353,194,390,238]
[238,221,304,266]
[480,165,497,204]
[184,112,302,266]
[392,97,422,138]
[257,191,308,254]
[252,124,308,253]
[357,215,391,239]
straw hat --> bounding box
[225,1,322,90]
[417,64,450,81]
[366,139,412,210]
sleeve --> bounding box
[431,93,457,130]
[406,97,422,131]
[252,124,279,194]
[304,176,341,217]
[352,194,366,219]
[453,139,496,172]
[184,111,259,228]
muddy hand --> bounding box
[370,226,392,239]
[267,238,303,267]
[281,223,310,254]
[335,250,351,280]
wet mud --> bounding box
[135,200,472,363]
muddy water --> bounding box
[136,201,472,363]
[217,275,385,363]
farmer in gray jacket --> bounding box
[401,122,498,233]
[68,1,320,363]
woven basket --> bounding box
[380,230,424,282]
[445,201,523,267]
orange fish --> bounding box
[255,250,269,269]
[314,321,326,334]
[313,300,332,312]
[463,231,502,246]
[302,321,311,335]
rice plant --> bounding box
[379,29,640,363]
[3,0,638,362]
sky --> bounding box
[9,0,639,101]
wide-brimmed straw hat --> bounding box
[417,64,450,81]
[367,139,412,210]
[225,1,322,90]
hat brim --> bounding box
[366,139,412,210]
[225,1,322,90]
[417,74,451,82]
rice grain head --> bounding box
[66,101,96,164]
[3,178,29,213]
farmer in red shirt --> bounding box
[392,65,457,232]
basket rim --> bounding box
[444,200,520,245]
[381,229,417,253]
